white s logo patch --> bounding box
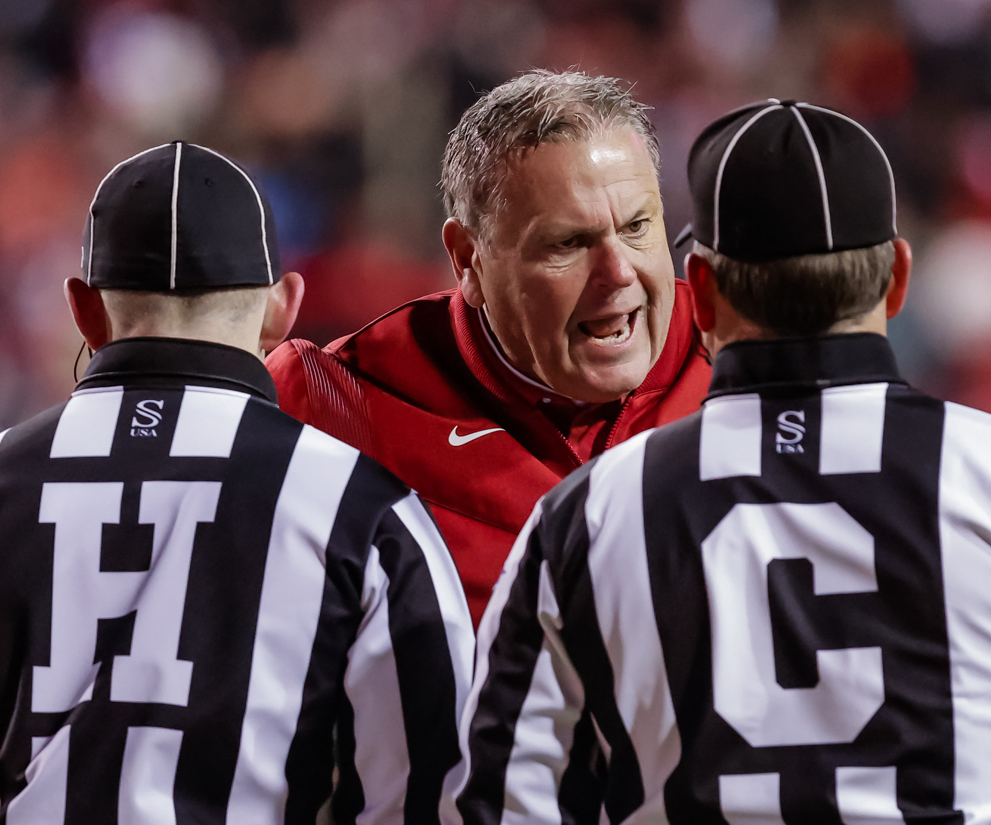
[776,410,806,454]
[131,399,164,430]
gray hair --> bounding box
[441,70,659,236]
[694,240,895,336]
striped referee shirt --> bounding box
[0,337,474,824]
[456,332,991,825]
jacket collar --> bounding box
[708,332,905,399]
[77,337,278,403]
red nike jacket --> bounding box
[267,284,711,626]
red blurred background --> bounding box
[1,0,989,423]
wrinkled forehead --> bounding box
[482,127,662,245]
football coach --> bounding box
[267,70,711,628]
[454,100,991,823]
[0,142,473,823]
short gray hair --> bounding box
[441,70,659,236]
[694,240,895,336]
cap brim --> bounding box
[673,223,693,248]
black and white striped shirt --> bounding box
[456,333,991,825]
[0,337,474,824]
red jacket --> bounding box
[267,284,711,626]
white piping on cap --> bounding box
[796,102,898,236]
[170,142,182,290]
[193,144,274,285]
[790,106,833,250]
[713,104,782,251]
[85,143,171,285]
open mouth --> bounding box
[578,308,639,345]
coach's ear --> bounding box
[64,277,111,351]
[885,238,913,319]
[686,253,717,333]
[443,218,485,309]
[260,271,305,354]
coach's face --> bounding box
[447,127,675,403]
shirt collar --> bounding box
[707,332,905,399]
[77,337,278,403]
[475,306,589,407]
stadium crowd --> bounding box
[0,0,989,425]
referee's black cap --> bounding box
[674,100,897,263]
[82,141,280,290]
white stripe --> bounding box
[6,725,71,825]
[226,425,359,823]
[699,393,762,480]
[170,143,182,290]
[86,144,170,285]
[713,105,781,251]
[797,103,898,235]
[586,430,680,815]
[118,727,183,825]
[938,402,991,820]
[0,427,12,448]
[500,560,584,825]
[719,773,786,825]
[194,144,274,284]
[819,383,888,475]
[346,546,410,825]
[50,386,124,458]
[448,501,544,814]
[169,387,249,458]
[836,766,905,824]
[791,106,833,250]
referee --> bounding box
[455,102,991,823]
[0,142,473,824]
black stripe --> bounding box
[0,405,64,814]
[171,399,303,825]
[540,467,645,823]
[285,453,409,821]
[376,506,461,824]
[459,527,545,825]
[557,712,607,825]
[641,415,728,823]
[330,696,363,825]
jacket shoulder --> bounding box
[266,339,374,456]
[266,290,459,457]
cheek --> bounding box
[521,273,580,328]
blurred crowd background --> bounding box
[0,0,990,424]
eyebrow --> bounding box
[528,195,660,244]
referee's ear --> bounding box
[885,238,912,320]
[685,253,717,333]
[64,277,111,351]
[259,271,304,355]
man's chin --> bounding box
[559,363,651,404]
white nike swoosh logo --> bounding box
[448,426,506,446]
